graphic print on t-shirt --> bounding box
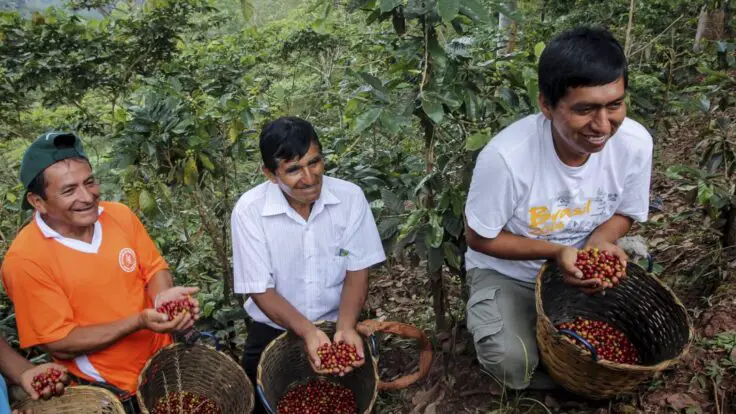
[528,187,620,245]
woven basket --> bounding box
[136,343,254,413]
[11,385,125,413]
[256,320,433,414]
[535,260,693,399]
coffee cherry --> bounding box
[151,391,221,414]
[556,317,639,365]
[277,378,357,414]
[31,367,63,394]
[316,341,363,374]
[156,296,196,321]
[574,248,626,289]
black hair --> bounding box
[538,26,628,108]
[259,116,322,173]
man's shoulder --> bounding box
[323,176,365,200]
[4,221,44,261]
[232,181,271,216]
[478,114,543,168]
[608,117,654,160]
[100,200,134,217]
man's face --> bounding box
[30,159,100,229]
[265,142,325,207]
[540,77,627,159]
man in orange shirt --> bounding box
[1,132,200,414]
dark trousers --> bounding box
[241,321,285,414]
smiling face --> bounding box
[540,77,627,166]
[264,141,325,211]
[27,158,100,235]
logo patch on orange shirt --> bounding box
[118,248,137,273]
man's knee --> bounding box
[477,341,539,390]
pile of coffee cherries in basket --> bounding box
[151,391,221,414]
[317,341,363,373]
[31,367,63,394]
[556,317,640,365]
[575,248,626,289]
[156,296,196,321]
[277,378,357,414]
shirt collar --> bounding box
[35,206,105,239]
[261,178,340,219]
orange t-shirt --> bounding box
[1,201,172,394]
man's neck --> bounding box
[551,127,589,167]
[41,215,95,243]
[289,202,313,221]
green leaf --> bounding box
[437,0,459,23]
[183,156,199,187]
[354,108,382,132]
[428,245,444,272]
[534,42,545,60]
[458,0,488,23]
[465,132,490,151]
[428,36,447,67]
[240,0,255,20]
[379,111,401,134]
[378,217,402,240]
[422,99,444,124]
[443,242,461,270]
[443,213,463,238]
[381,188,404,213]
[199,153,215,171]
[204,301,215,317]
[698,181,714,205]
[139,189,157,216]
[428,212,444,248]
[5,193,16,203]
[358,72,389,102]
[380,0,402,12]
[397,209,425,243]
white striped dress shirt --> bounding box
[231,176,386,329]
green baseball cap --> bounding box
[20,132,89,210]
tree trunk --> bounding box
[694,6,709,52]
[497,0,518,55]
[624,0,636,58]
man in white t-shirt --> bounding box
[464,26,653,390]
[231,116,386,413]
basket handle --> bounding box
[256,384,276,414]
[356,320,433,391]
[558,329,598,361]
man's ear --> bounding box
[538,93,554,120]
[262,165,278,183]
[27,193,47,214]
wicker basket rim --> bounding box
[256,320,380,414]
[12,385,126,412]
[135,342,254,414]
[535,260,695,372]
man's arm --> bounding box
[147,269,174,305]
[466,227,566,261]
[40,310,190,360]
[0,337,33,384]
[250,290,331,373]
[336,269,368,332]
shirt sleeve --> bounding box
[231,204,274,294]
[342,192,386,272]
[464,146,516,239]
[128,207,169,283]
[1,256,76,348]
[616,137,653,222]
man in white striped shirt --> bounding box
[231,117,386,412]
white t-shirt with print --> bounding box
[465,113,653,283]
